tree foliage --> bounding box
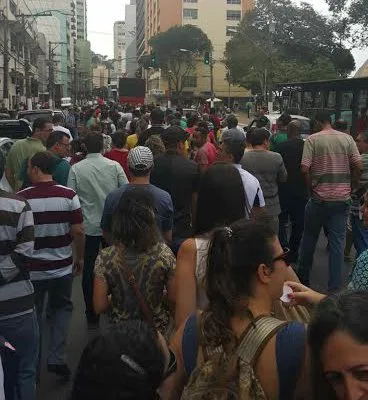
[146,25,212,101]
[225,0,355,94]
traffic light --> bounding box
[204,51,210,65]
[150,53,156,68]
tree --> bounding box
[225,0,355,95]
[146,25,212,103]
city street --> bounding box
[36,231,353,399]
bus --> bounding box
[274,77,368,135]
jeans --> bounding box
[0,311,39,400]
[279,193,307,261]
[298,199,350,292]
[352,215,368,257]
[33,275,73,368]
[83,236,106,321]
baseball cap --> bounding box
[161,126,189,146]
[222,128,246,145]
[128,146,154,171]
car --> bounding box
[0,119,32,140]
[0,113,10,120]
[0,137,14,192]
[17,109,54,125]
[247,113,312,140]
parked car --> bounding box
[0,113,11,120]
[0,120,32,140]
[17,109,54,126]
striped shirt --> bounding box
[302,129,361,201]
[18,181,83,281]
[0,190,35,319]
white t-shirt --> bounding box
[53,125,73,142]
[234,164,265,209]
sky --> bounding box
[87,0,367,72]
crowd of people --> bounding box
[1,102,368,400]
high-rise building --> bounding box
[136,0,145,60]
[140,0,253,103]
[76,0,87,40]
[125,0,137,78]
[114,21,126,76]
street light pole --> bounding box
[210,52,215,109]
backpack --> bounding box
[181,315,287,400]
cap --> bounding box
[222,128,246,144]
[161,126,189,145]
[128,146,154,171]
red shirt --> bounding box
[194,141,217,168]
[104,149,130,181]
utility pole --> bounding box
[210,52,214,109]
[2,11,10,109]
[21,15,32,110]
[48,41,54,109]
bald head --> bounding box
[287,120,301,139]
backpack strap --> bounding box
[237,316,287,366]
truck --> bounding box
[118,78,146,105]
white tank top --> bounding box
[195,237,210,310]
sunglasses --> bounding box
[272,247,291,266]
[164,349,177,380]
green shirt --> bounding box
[270,131,288,152]
[5,137,45,190]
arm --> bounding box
[175,239,197,329]
[162,194,174,244]
[12,201,34,265]
[116,164,128,187]
[5,167,16,191]
[67,165,77,191]
[277,157,288,184]
[93,276,109,314]
[349,139,363,189]
[71,223,85,276]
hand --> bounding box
[284,281,326,306]
[73,259,84,276]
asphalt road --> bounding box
[36,231,353,399]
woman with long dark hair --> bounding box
[170,217,309,399]
[93,186,176,339]
[175,163,246,328]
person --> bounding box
[269,113,292,151]
[190,121,217,173]
[357,108,368,134]
[127,118,148,150]
[333,119,350,134]
[350,131,368,257]
[68,133,128,325]
[151,126,199,254]
[19,131,71,188]
[5,117,53,191]
[217,127,265,214]
[52,113,72,141]
[241,128,287,232]
[62,107,76,138]
[170,217,308,399]
[18,151,85,380]
[0,152,38,400]
[101,146,173,244]
[137,108,165,146]
[104,130,130,179]
[174,163,247,328]
[70,138,86,166]
[71,321,177,400]
[145,135,166,159]
[219,115,244,142]
[100,110,116,135]
[85,109,98,129]
[94,187,175,338]
[298,110,362,292]
[277,120,308,262]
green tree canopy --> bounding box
[225,0,355,94]
[145,25,212,102]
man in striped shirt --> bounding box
[18,151,84,380]
[0,151,38,400]
[298,110,363,292]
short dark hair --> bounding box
[150,108,165,125]
[196,121,209,136]
[52,114,64,124]
[32,117,51,134]
[112,186,160,251]
[46,131,69,150]
[247,128,270,146]
[277,113,292,127]
[112,130,127,149]
[30,151,56,174]
[223,141,246,164]
[161,126,185,148]
[314,110,332,125]
[71,321,165,400]
[226,115,238,129]
[84,133,103,153]
[333,119,348,132]
[187,114,199,128]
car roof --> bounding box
[17,109,53,115]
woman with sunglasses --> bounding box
[169,216,310,400]
[70,320,177,400]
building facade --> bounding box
[76,0,87,40]
[136,0,145,60]
[139,0,253,104]
[125,0,137,78]
[114,21,127,77]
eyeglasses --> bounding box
[272,247,291,266]
[164,349,177,380]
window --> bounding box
[184,0,197,2]
[226,26,238,36]
[227,0,241,3]
[183,8,198,19]
[227,10,241,20]
[183,76,197,88]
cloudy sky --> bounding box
[87,0,367,71]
